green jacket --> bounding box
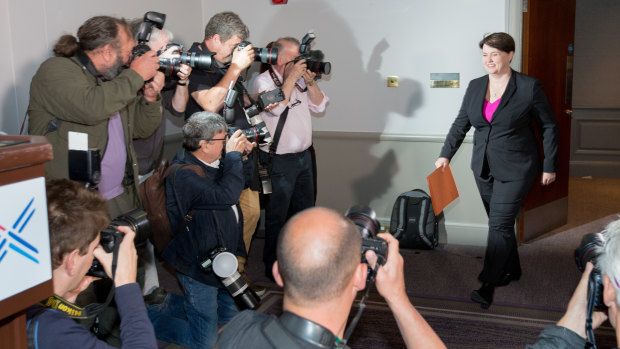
[28,55,162,208]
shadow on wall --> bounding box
[1,59,42,135]
[254,0,425,208]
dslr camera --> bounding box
[236,40,278,65]
[87,209,151,278]
[293,32,331,78]
[574,232,607,310]
[132,11,215,78]
[345,205,388,281]
[200,247,260,310]
[224,87,285,147]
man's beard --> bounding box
[100,50,125,80]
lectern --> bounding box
[0,135,54,349]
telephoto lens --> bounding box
[212,251,260,310]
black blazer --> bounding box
[439,71,558,181]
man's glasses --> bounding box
[290,99,302,108]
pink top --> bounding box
[483,98,501,123]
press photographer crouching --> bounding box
[528,218,620,349]
[147,111,256,349]
[217,207,445,348]
[25,179,156,349]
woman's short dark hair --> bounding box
[479,32,515,53]
[182,111,228,151]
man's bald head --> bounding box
[277,207,362,305]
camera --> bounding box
[574,232,607,310]
[227,124,272,147]
[86,209,150,278]
[345,205,388,281]
[68,149,101,189]
[200,247,260,310]
[131,11,166,59]
[293,32,331,78]
[224,88,284,146]
[237,40,278,65]
[157,43,215,79]
[244,88,285,119]
[131,12,215,78]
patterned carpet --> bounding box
[156,214,620,348]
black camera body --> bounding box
[200,246,227,273]
[294,32,331,78]
[244,87,285,119]
[86,209,150,279]
[68,149,101,189]
[237,40,278,65]
[574,232,607,310]
[345,205,388,280]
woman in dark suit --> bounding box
[435,32,558,309]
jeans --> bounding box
[148,273,238,349]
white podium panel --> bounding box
[0,177,52,302]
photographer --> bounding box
[148,111,255,349]
[130,23,191,177]
[217,207,445,348]
[528,219,620,348]
[28,15,163,218]
[253,37,329,281]
[185,12,263,292]
[25,179,156,349]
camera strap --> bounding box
[585,272,598,349]
[267,67,290,159]
[262,311,342,349]
[35,240,122,320]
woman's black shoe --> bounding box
[498,271,521,286]
[470,283,494,309]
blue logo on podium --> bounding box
[0,198,39,264]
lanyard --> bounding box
[268,67,306,92]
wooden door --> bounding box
[519,0,575,242]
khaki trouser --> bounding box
[237,188,260,273]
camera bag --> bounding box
[138,160,205,254]
[389,189,438,250]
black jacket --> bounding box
[439,71,558,181]
[162,148,246,287]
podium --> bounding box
[0,135,54,349]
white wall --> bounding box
[201,0,521,246]
[1,0,522,246]
[0,0,203,135]
[204,0,519,135]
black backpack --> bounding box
[389,189,438,249]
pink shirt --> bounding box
[483,98,501,123]
[253,69,328,154]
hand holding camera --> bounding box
[285,58,307,84]
[365,233,408,304]
[130,49,160,81]
[143,72,165,102]
[231,41,255,71]
[226,129,255,155]
[93,226,138,287]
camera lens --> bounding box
[254,47,278,65]
[112,209,150,247]
[345,205,381,239]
